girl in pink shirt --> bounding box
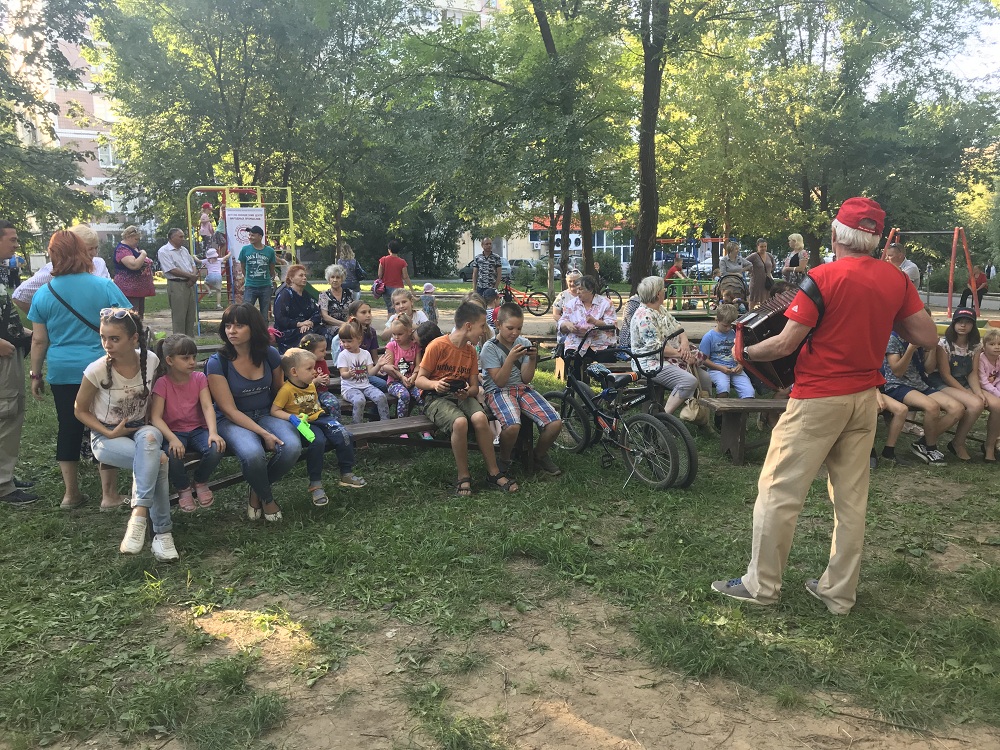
[150,335,226,511]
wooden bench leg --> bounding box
[515,417,536,472]
[554,356,565,381]
[719,412,749,465]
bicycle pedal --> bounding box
[601,454,615,469]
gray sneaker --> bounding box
[338,473,367,488]
[910,441,931,463]
[804,579,849,615]
[534,453,562,477]
[710,577,770,605]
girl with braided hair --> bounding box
[75,308,178,562]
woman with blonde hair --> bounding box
[28,230,132,510]
[113,225,156,318]
[338,242,366,297]
[782,233,809,285]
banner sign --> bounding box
[224,207,267,253]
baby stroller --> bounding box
[711,273,749,313]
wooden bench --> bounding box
[168,410,538,503]
[700,397,789,465]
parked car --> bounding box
[458,256,511,283]
[509,258,537,271]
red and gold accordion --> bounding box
[733,290,800,390]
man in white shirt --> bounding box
[158,228,199,336]
[885,242,920,287]
[13,253,109,313]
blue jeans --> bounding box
[244,285,273,322]
[294,421,327,483]
[215,412,301,505]
[92,425,171,534]
[165,427,224,489]
[369,375,388,393]
[316,416,355,474]
[383,286,398,313]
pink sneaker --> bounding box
[177,488,196,513]
[194,482,214,508]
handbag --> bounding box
[371,278,385,299]
[679,387,710,426]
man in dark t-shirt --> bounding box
[711,198,937,615]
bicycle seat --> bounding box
[612,372,640,388]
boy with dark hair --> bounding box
[481,303,564,476]
[416,302,518,497]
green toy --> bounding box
[288,414,315,442]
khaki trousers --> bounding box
[0,353,26,498]
[167,280,197,337]
[743,389,877,614]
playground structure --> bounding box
[184,186,296,333]
[881,226,974,318]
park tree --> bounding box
[1,0,97,229]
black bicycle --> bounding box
[601,286,623,312]
[542,330,688,489]
[543,328,698,488]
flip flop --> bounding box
[61,496,88,511]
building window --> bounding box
[97,142,117,168]
[529,229,549,243]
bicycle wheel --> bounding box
[620,413,679,489]
[525,291,551,316]
[654,412,698,488]
[605,288,623,312]
[543,390,592,453]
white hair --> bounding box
[637,275,664,304]
[831,219,880,255]
[325,263,346,280]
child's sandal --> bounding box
[177,488,196,513]
[455,477,473,497]
[486,472,518,493]
[194,482,214,508]
[310,486,329,507]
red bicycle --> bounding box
[499,279,551,316]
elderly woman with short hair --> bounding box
[552,269,582,343]
[317,264,354,338]
[630,275,703,415]
[112,225,155,318]
[558,274,618,379]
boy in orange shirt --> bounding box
[416,301,518,497]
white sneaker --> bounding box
[151,533,180,562]
[120,515,147,555]
[902,421,924,437]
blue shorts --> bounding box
[883,383,938,402]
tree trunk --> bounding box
[629,0,670,295]
[578,184,594,279]
[334,185,344,263]
[560,193,573,281]
[547,197,558,296]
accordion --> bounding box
[733,276,825,391]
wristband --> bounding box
[29,372,43,381]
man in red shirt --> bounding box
[711,197,937,615]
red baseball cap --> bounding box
[835,197,885,235]
[201,202,212,208]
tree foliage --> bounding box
[0,0,97,227]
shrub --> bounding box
[594,250,623,284]
[513,265,535,287]
[928,266,968,294]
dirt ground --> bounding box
[39,575,1000,750]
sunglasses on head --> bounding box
[100,307,138,320]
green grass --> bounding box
[4,380,1000,746]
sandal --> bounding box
[99,496,129,512]
[247,487,263,521]
[454,476,473,498]
[194,483,214,508]
[486,471,519,493]
[310,485,329,507]
[177,488,196,513]
[61,496,87,511]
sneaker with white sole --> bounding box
[120,515,148,555]
[902,421,924,437]
[710,576,771,605]
[926,447,946,466]
[910,441,931,464]
[151,532,179,562]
